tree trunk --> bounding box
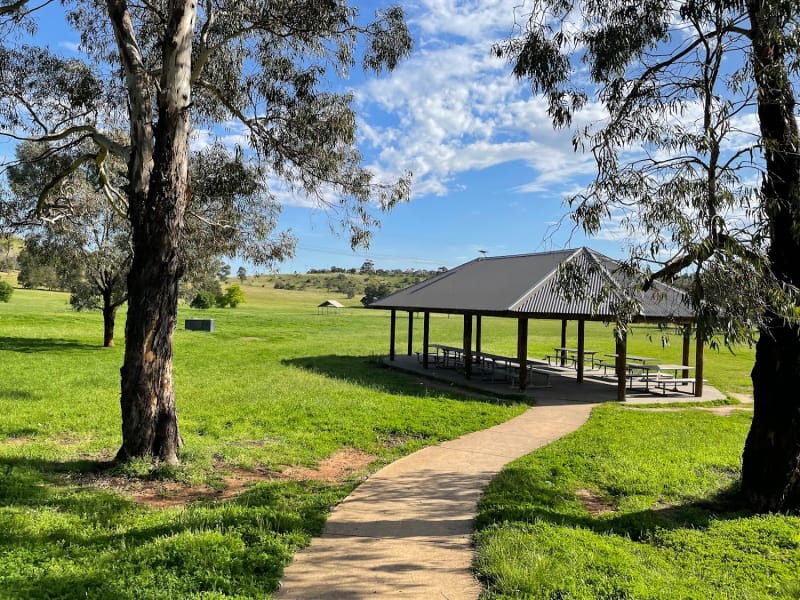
[741,0,800,512]
[102,290,117,347]
[113,0,195,465]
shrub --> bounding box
[190,291,215,309]
[0,280,13,302]
[223,285,246,308]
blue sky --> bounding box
[275,0,611,272]
[20,1,629,273]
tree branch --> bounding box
[36,153,95,215]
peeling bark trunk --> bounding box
[741,0,800,512]
[111,0,195,465]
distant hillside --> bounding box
[245,271,436,302]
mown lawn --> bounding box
[0,277,767,598]
[0,283,528,599]
[474,404,800,599]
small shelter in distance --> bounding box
[318,299,345,314]
[367,247,702,400]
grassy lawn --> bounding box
[474,405,800,599]
[0,276,769,598]
[0,282,528,599]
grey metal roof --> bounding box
[368,247,693,322]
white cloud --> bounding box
[355,11,591,200]
[58,41,80,53]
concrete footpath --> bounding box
[274,399,597,599]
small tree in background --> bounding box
[0,281,13,302]
[217,264,231,283]
[216,285,246,308]
[190,291,216,310]
[361,282,392,306]
[236,266,247,284]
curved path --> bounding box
[275,399,597,599]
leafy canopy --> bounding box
[496,0,800,346]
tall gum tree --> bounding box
[0,1,412,465]
[496,0,800,512]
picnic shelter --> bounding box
[367,247,703,400]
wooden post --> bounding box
[682,326,691,379]
[389,310,396,361]
[463,314,473,379]
[560,319,568,366]
[615,328,627,401]
[577,319,585,383]
[476,315,482,355]
[422,312,430,369]
[695,331,704,397]
[407,311,414,356]
[518,317,529,390]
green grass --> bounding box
[0,281,763,598]
[474,405,800,599]
[0,284,527,599]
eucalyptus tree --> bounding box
[497,0,800,511]
[0,1,412,465]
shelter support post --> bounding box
[422,312,430,369]
[476,315,482,355]
[615,329,627,402]
[463,314,473,379]
[695,332,704,397]
[389,310,396,361]
[560,319,568,366]
[577,320,585,383]
[517,317,528,390]
[407,311,414,356]
[682,326,691,379]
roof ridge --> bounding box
[582,247,635,311]
[508,248,583,311]
[478,248,578,262]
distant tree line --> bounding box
[308,261,447,278]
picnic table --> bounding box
[604,353,659,364]
[553,347,600,369]
[653,364,697,394]
[472,352,549,386]
[428,343,463,369]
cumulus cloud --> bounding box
[354,1,592,200]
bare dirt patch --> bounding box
[2,436,33,446]
[282,448,375,482]
[704,406,753,416]
[623,405,753,416]
[728,392,754,404]
[74,448,378,509]
[576,488,616,516]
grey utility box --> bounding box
[185,319,215,332]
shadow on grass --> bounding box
[0,336,101,353]
[477,467,752,541]
[284,354,530,406]
[0,389,40,401]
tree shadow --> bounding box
[284,354,529,406]
[477,465,751,541]
[0,389,39,401]
[0,336,101,353]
